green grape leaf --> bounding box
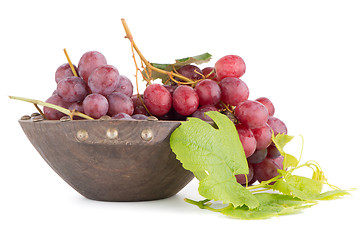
[170,111,259,209]
[273,174,323,200]
[273,174,350,201]
[175,52,212,65]
[142,53,212,83]
[316,190,351,200]
[221,193,315,220]
[272,133,299,169]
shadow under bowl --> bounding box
[19,118,194,201]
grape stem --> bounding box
[33,103,47,119]
[121,18,196,84]
[9,96,94,120]
[63,48,78,77]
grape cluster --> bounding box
[142,54,287,186]
[46,51,135,120]
[46,51,287,186]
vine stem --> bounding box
[184,198,233,212]
[9,96,94,120]
[120,18,195,84]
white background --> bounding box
[1,0,359,239]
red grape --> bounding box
[247,148,268,164]
[132,114,149,120]
[256,97,275,116]
[215,55,246,80]
[235,163,254,185]
[57,76,88,102]
[191,105,218,121]
[78,51,107,83]
[177,65,203,80]
[194,79,221,106]
[55,63,78,84]
[68,102,84,112]
[143,84,172,117]
[112,112,133,120]
[202,67,216,80]
[253,158,281,183]
[267,116,288,136]
[88,65,120,95]
[219,77,249,106]
[267,145,281,158]
[43,95,69,120]
[251,123,272,150]
[131,95,149,115]
[107,92,134,116]
[83,93,109,119]
[173,85,199,116]
[133,106,148,115]
[113,75,133,97]
[131,94,143,107]
[68,102,85,120]
[271,156,284,170]
[235,100,269,129]
[235,123,257,158]
[163,85,177,96]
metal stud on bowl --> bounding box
[60,116,71,122]
[21,115,31,120]
[31,112,41,117]
[147,116,158,121]
[141,129,153,141]
[76,130,88,142]
[106,128,118,140]
[32,116,44,122]
[99,115,112,121]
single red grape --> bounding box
[202,67,216,80]
[55,63,78,84]
[235,163,254,185]
[247,148,268,164]
[78,51,107,83]
[235,123,257,158]
[43,95,69,120]
[88,65,120,95]
[267,116,288,136]
[256,97,275,116]
[107,92,134,116]
[173,85,199,116]
[267,145,281,158]
[271,156,284,170]
[177,65,203,80]
[215,55,246,80]
[251,123,272,150]
[143,84,172,117]
[219,77,249,106]
[235,100,269,129]
[191,105,218,121]
[57,76,88,102]
[112,113,133,120]
[132,114,149,120]
[253,158,281,183]
[195,79,221,106]
[113,75,133,97]
[83,93,109,119]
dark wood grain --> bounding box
[19,119,194,201]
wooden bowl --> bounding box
[19,117,194,201]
